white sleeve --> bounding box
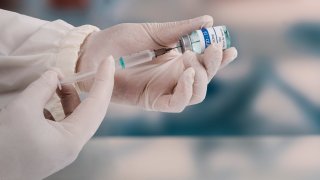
[0,9,100,119]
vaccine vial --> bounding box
[178,26,231,54]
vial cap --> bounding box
[179,35,193,53]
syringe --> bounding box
[60,48,172,85]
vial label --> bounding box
[195,26,231,53]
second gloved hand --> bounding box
[0,57,115,179]
[77,16,238,112]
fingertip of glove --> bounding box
[204,44,223,62]
[100,56,115,73]
[231,47,238,59]
[225,47,238,60]
[42,70,59,83]
[207,43,223,53]
[33,71,59,91]
[196,15,214,28]
[106,55,115,63]
[48,67,64,79]
[105,55,115,66]
[200,15,214,23]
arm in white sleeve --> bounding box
[0,9,99,119]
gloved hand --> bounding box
[0,57,115,179]
[77,15,238,112]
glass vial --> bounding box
[178,25,231,54]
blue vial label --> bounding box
[201,28,211,48]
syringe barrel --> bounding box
[117,50,155,69]
[60,50,156,85]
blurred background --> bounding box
[1,0,320,179]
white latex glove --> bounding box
[0,57,115,180]
[77,15,238,112]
